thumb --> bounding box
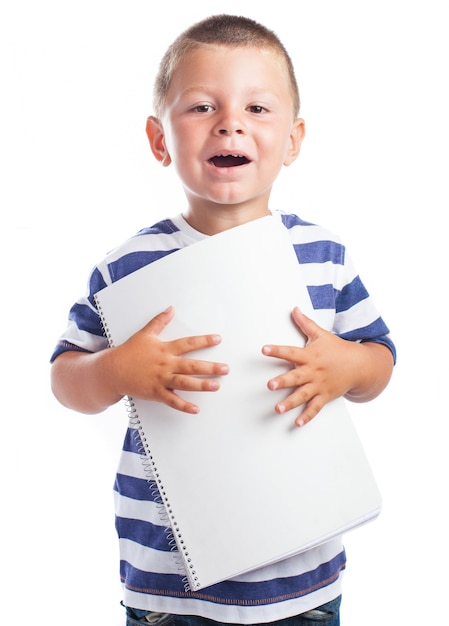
[291,306,322,343]
[145,305,175,336]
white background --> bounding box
[1,1,447,624]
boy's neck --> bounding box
[182,200,272,236]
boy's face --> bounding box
[147,45,304,221]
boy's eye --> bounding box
[248,105,266,114]
[192,104,214,113]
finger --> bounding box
[158,370,227,414]
[294,397,323,428]
[291,307,323,342]
[262,344,305,365]
[169,373,222,393]
[157,388,201,414]
[274,384,314,415]
[267,366,309,391]
[144,305,176,336]
[170,333,223,357]
[274,388,323,428]
[174,356,230,378]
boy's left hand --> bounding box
[262,307,384,428]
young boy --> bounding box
[50,14,395,626]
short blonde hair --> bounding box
[153,14,300,119]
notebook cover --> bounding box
[94,216,381,590]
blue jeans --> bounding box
[124,595,341,626]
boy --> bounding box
[50,14,395,626]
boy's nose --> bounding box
[218,127,244,135]
[214,109,245,135]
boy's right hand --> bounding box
[110,305,229,414]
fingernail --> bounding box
[262,346,272,355]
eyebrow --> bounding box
[178,86,282,100]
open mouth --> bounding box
[208,154,250,168]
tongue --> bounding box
[210,155,248,167]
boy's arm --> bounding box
[51,306,229,415]
[262,307,394,428]
[51,348,123,414]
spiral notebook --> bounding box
[94,215,382,591]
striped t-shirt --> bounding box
[51,210,395,623]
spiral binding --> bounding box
[128,397,200,590]
[94,293,200,591]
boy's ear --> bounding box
[283,118,306,166]
[146,116,172,166]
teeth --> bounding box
[217,154,244,158]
